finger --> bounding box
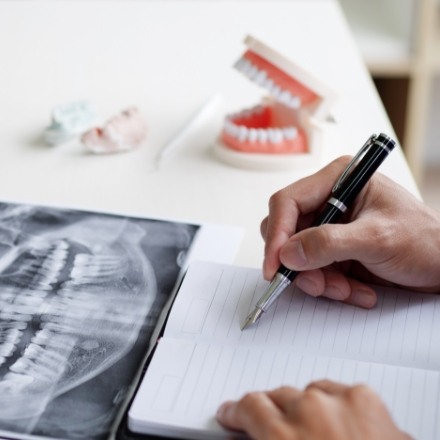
[279,220,385,272]
[294,269,377,308]
[260,216,268,241]
[266,386,303,410]
[216,392,283,440]
[262,157,352,280]
[305,380,351,396]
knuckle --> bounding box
[367,220,395,249]
[346,384,375,403]
[276,385,294,394]
[268,189,285,209]
[238,391,263,410]
[302,388,325,407]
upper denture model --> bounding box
[216,35,337,170]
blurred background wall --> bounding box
[338,0,440,208]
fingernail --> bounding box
[283,239,307,268]
[351,288,376,308]
[216,402,229,420]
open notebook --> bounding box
[128,261,440,440]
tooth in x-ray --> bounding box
[0,203,197,437]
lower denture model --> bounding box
[81,107,147,154]
[216,35,337,170]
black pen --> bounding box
[241,133,396,330]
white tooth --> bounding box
[31,328,51,345]
[0,291,16,302]
[9,359,27,374]
[10,357,61,382]
[4,372,35,385]
[0,321,27,330]
[280,90,293,105]
[257,129,268,143]
[0,311,32,322]
[5,328,22,343]
[3,303,35,316]
[35,329,76,354]
[0,342,16,357]
[233,57,247,72]
[57,240,69,250]
[272,86,282,99]
[238,126,248,142]
[248,66,259,80]
[16,294,45,308]
[283,127,298,139]
[230,124,240,138]
[224,120,235,136]
[249,128,258,143]
[0,356,5,366]
[268,129,283,144]
[289,96,301,109]
[23,289,48,299]
[24,343,67,364]
[275,129,284,143]
[74,254,90,267]
[241,59,254,77]
[263,78,275,93]
[255,70,268,86]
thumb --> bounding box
[279,221,375,271]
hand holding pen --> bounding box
[243,133,440,329]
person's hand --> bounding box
[216,381,411,440]
[261,156,440,308]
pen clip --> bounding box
[332,134,377,193]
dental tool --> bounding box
[155,94,223,169]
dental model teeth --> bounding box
[44,100,96,146]
[218,35,337,164]
[221,104,306,153]
[81,107,147,154]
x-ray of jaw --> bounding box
[0,203,199,439]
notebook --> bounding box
[128,260,440,440]
[0,200,243,440]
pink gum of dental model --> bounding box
[81,107,147,154]
[221,103,308,154]
[220,49,319,154]
[244,50,319,105]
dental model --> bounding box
[44,100,96,145]
[215,35,337,170]
[81,107,147,154]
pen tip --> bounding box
[241,308,263,331]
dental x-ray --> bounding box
[0,201,200,439]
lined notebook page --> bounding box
[129,261,440,439]
[165,261,440,369]
[129,339,440,440]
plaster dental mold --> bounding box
[215,35,337,170]
[44,101,96,145]
[81,107,147,154]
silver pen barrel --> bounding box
[255,272,292,311]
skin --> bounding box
[216,381,412,440]
[261,156,440,308]
[217,156,440,438]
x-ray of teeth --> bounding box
[0,202,199,439]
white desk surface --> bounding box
[0,0,419,268]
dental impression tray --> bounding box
[215,35,337,170]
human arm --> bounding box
[216,381,411,440]
[261,156,440,308]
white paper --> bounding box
[129,261,440,439]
